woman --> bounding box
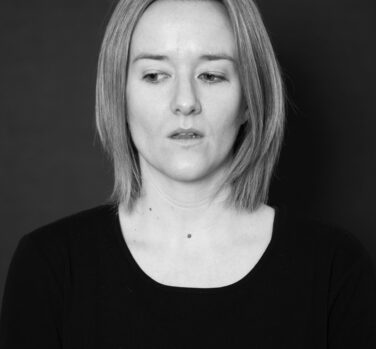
[1,0,375,348]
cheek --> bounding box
[126,79,171,139]
[209,93,243,139]
[128,116,159,157]
[127,89,159,144]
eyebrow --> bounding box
[131,53,236,64]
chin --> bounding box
[163,160,221,184]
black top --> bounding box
[1,204,375,348]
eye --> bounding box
[199,73,226,83]
[142,72,168,84]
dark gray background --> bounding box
[1,0,376,310]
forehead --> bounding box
[129,0,236,59]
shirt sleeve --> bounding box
[0,234,63,349]
[327,233,376,349]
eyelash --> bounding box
[142,72,226,84]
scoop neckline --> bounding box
[111,204,284,294]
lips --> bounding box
[168,128,204,139]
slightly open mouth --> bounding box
[170,132,203,140]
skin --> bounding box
[126,0,246,188]
[121,0,274,274]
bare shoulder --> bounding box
[230,204,275,245]
[256,204,275,226]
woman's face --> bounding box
[126,0,245,184]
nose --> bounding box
[171,75,201,116]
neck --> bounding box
[125,159,238,245]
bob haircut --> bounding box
[96,0,285,212]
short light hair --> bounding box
[95,0,285,212]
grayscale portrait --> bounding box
[1,0,376,347]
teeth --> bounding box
[172,132,200,138]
